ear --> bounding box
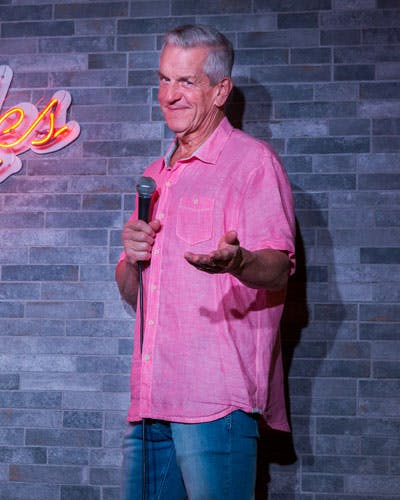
[214,77,233,107]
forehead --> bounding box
[159,44,210,77]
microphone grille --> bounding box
[136,176,156,198]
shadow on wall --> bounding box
[226,84,345,498]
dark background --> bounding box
[0,1,399,499]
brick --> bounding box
[103,375,130,392]
[117,17,195,35]
[89,53,127,70]
[362,27,400,44]
[334,46,400,63]
[275,102,357,119]
[20,373,102,392]
[30,248,109,266]
[329,118,370,136]
[9,464,83,484]
[373,118,400,135]
[26,428,102,447]
[66,319,133,337]
[130,1,170,17]
[61,485,101,500]
[235,48,288,65]
[2,265,78,282]
[201,13,276,32]
[302,455,386,474]
[361,435,400,456]
[0,319,66,337]
[117,34,156,51]
[320,29,361,46]
[0,391,61,409]
[75,19,117,36]
[345,474,400,495]
[0,447,46,465]
[63,411,103,429]
[372,341,400,361]
[0,283,40,300]
[55,2,128,19]
[291,48,331,64]
[0,38,38,54]
[62,392,129,411]
[25,301,104,320]
[39,36,115,53]
[239,29,318,48]
[2,21,74,38]
[372,361,400,379]
[83,139,160,158]
[89,467,121,485]
[0,5,52,21]
[334,64,375,81]
[171,0,251,15]
[321,10,400,29]
[48,447,89,466]
[76,356,130,374]
[0,374,19,390]
[359,398,400,417]
[302,473,344,493]
[50,69,126,88]
[0,302,24,318]
[267,0,333,10]
[315,435,361,455]
[255,64,331,82]
[278,13,319,29]
[288,137,369,155]
[0,484,59,500]
[360,82,400,99]
[376,61,400,79]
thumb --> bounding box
[224,230,240,246]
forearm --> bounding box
[115,258,139,309]
[230,248,290,290]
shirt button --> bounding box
[144,354,150,361]
[193,198,199,204]
[159,213,165,219]
[148,320,154,326]
[151,284,157,291]
[154,249,159,255]
[166,181,171,187]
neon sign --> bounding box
[0,65,80,183]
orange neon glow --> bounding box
[0,64,81,184]
[0,98,62,149]
[30,109,56,146]
[0,107,25,133]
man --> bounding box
[116,24,295,500]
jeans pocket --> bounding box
[176,196,214,245]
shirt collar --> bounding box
[162,117,233,169]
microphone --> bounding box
[136,176,156,222]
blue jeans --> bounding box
[121,410,259,500]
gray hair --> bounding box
[162,24,234,85]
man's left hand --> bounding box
[184,230,243,275]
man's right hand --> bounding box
[122,219,161,265]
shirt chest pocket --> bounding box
[176,196,214,245]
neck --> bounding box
[175,110,224,160]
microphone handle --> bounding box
[138,197,152,222]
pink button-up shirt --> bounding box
[122,118,295,431]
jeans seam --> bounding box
[156,443,178,500]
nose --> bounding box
[164,81,181,103]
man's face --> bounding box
[157,44,222,140]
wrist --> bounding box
[228,246,245,276]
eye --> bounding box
[183,79,194,87]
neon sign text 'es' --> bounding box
[0,65,80,183]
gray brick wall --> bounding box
[0,1,399,499]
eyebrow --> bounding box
[157,70,196,82]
